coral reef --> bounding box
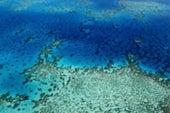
[24,60,170,113]
[22,42,170,113]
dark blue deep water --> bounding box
[0,0,170,112]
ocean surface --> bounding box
[0,0,170,113]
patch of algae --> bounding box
[23,40,170,113]
[0,92,29,110]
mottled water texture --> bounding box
[0,0,170,113]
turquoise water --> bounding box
[0,0,170,112]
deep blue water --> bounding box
[0,0,170,108]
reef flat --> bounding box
[1,40,170,113]
[23,42,170,113]
[24,57,170,113]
